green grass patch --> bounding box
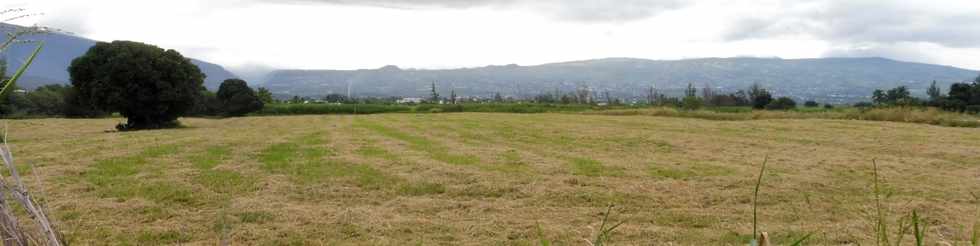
[187,145,256,195]
[255,103,610,116]
[451,184,519,198]
[648,162,736,179]
[483,149,531,173]
[259,143,301,171]
[192,146,230,169]
[413,103,599,114]
[256,103,411,115]
[321,161,395,190]
[85,144,204,205]
[397,182,447,196]
[356,120,482,166]
[87,156,145,183]
[648,164,699,179]
[539,189,650,207]
[569,158,621,177]
[140,144,180,158]
[236,211,275,224]
[193,170,257,194]
[136,182,199,205]
[356,145,397,160]
[135,230,191,245]
[258,133,396,189]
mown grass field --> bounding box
[8,113,980,244]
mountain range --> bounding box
[264,57,979,103]
[3,23,978,103]
[1,23,237,90]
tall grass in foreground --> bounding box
[587,205,625,246]
[870,160,932,246]
[972,192,979,246]
[551,157,977,245]
[0,16,63,244]
[750,156,812,246]
[0,126,63,245]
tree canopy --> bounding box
[69,41,204,130]
[216,79,264,116]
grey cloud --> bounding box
[723,0,980,49]
[532,0,686,23]
[822,43,938,64]
[274,0,516,9]
[38,11,90,35]
[260,0,687,22]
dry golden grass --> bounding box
[6,113,980,244]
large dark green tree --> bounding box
[69,41,203,130]
[216,79,264,116]
[943,79,980,113]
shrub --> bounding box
[681,96,704,111]
[765,97,797,110]
[25,84,70,116]
[967,105,980,114]
[854,102,874,108]
[69,41,203,130]
[0,87,31,117]
[216,79,264,116]
[804,100,819,107]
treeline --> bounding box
[0,83,105,118]
[186,79,267,117]
[1,41,266,131]
[0,59,105,118]
[869,78,980,113]
[0,78,266,120]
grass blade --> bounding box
[752,155,769,241]
[535,223,551,246]
[973,221,978,246]
[0,42,43,97]
[789,232,814,246]
[872,159,889,246]
[591,205,623,246]
[971,192,979,246]
[912,210,926,246]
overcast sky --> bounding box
[6,0,980,73]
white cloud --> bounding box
[3,0,980,72]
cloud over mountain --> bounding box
[722,0,980,48]
[263,0,688,22]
